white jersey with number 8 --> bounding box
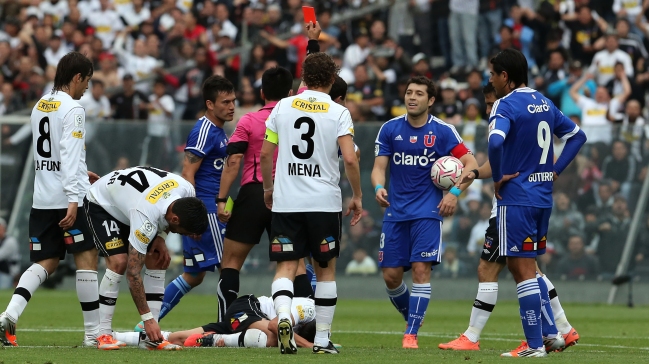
[265,90,354,213]
[87,166,195,254]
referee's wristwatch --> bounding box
[216,197,228,203]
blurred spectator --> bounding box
[162,45,213,120]
[535,49,567,104]
[346,63,385,120]
[615,18,647,72]
[120,0,151,29]
[588,34,633,87]
[387,76,408,119]
[478,0,502,64]
[0,218,19,290]
[112,31,159,92]
[345,249,378,276]
[564,5,605,65]
[436,246,468,278]
[548,192,585,250]
[411,52,432,79]
[142,78,174,168]
[387,0,416,58]
[343,27,371,71]
[601,140,637,199]
[0,83,23,116]
[110,74,149,120]
[432,78,462,125]
[43,34,66,67]
[79,79,111,120]
[88,0,124,49]
[461,98,488,153]
[449,0,478,73]
[466,201,491,257]
[557,234,600,280]
[616,99,645,161]
[592,194,631,276]
[502,5,536,70]
[548,61,593,118]
[92,52,124,89]
[613,0,643,28]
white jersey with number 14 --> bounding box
[265,90,354,213]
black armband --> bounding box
[226,141,248,155]
[471,169,480,179]
[306,39,320,55]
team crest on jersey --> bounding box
[378,251,383,262]
[106,237,124,250]
[320,236,336,252]
[63,229,84,245]
[36,98,61,113]
[424,135,436,147]
[271,237,293,252]
[291,98,330,113]
[75,114,83,126]
[146,180,179,204]
[409,136,417,143]
[230,312,248,330]
[375,145,379,157]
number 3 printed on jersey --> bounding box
[292,117,315,159]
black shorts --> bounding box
[28,207,96,262]
[83,199,130,257]
[202,295,266,334]
[480,217,506,264]
[269,211,341,264]
[225,183,271,245]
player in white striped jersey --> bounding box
[261,52,363,354]
[0,52,110,349]
[84,166,208,350]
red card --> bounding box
[303,6,316,25]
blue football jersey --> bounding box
[489,87,580,208]
[375,114,467,222]
[184,117,229,204]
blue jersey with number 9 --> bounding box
[489,87,580,208]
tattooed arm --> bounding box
[181,151,203,186]
[126,244,163,341]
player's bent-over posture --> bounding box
[87,166,208,350]
[261,52,363,354]
[439,83,580,352]
[216,67,316,320]
[371,76,478,349]
[154,75,235,323]
[0,52,109,349]
[486,49,586,357]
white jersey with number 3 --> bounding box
[266,90,354,213]
[31,91,90,209]
[87,166,195,254]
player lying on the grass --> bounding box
[113,294,315,349]
[85,166,208,350]
[439,83,580,353]
[371,76,478,349]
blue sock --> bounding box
[537,273,558,337]
[306,263,317,294]
[517,278,543,349]
[406,283,430,335]
[159,275,192,321]
[386,281,410,321]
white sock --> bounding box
[113,331,140,346]
[162,331,171,341]
[76,270,100,340]
[222,333,241,347]
[542,275,572,334]
[6,263,48,322]
[314,281,336,347]
[271,278,294,322]
[242,329,268,348]
[99,269,122,336]
[465,282,498,343]
[144,269,166,321]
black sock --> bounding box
[294,274,314,299]
[217,268,240,321]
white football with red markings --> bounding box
[431,156,464,190]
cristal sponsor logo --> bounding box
[420,250,438,258]
[290,98,330,113]
[37,99,61,112]
[527,100,550,114]
[297,305,305,320]
[528,172,554,182]
[106,237,124,250]
[147,180,179,203]
[72,131,83,139]
[393,151,435,166]
[134,230,150,244]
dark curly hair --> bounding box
[302,53,337,89]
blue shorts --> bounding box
[497,205,551,258]
[182,212,225,273]
[378,219,442,269]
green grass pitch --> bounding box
[0,290,648,363]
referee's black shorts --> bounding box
[225,183,271,245]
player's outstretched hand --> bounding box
[346,196,363,226]
[264,189,273,210]
[437,193,457,217]
[375,188,390,208]
[59,202,78,229]
[306,21,321,40]
[144,319,164,342]
[88,171,100,184]
[149,236,171,269]
[217,202,230,223]
[457,170,477,186]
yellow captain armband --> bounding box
[264,128,278,145]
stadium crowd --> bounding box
[2,0,649,281]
